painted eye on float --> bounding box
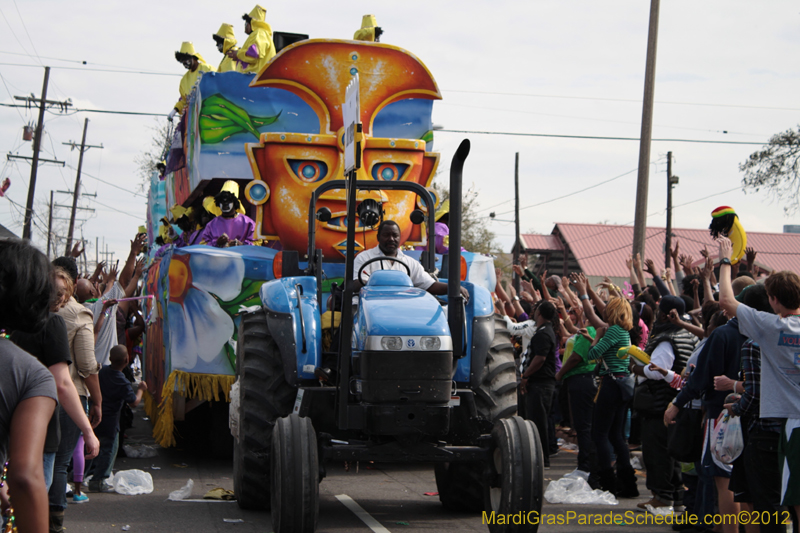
[371,162,408,181]
[288,160,328,183]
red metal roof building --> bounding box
[521,223,800,286]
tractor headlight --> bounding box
[420,336,441,351]
[380,336,403,351]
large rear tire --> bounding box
[474,315,518,424]
[233,310,296,510]
[271,414,319,533]
[484,416,544,533]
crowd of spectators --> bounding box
[0,233,148,533]
[497,241,800,532]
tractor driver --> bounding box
[353,220,469,301]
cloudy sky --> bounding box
[1,1,798,263]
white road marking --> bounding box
[335,494,392,533]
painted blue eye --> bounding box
[289,160,328,183]
[371,163,408,181]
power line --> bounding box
[438,129,768,146]
[493,166,641,217]
[0,62,180,77]
[90,198,142,220]
[441,89,800,112]
[0,102,166,117]
[12,1,42,66]
[64,163,147,198]
[438,102,764,137]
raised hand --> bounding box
[512,264,524,278]
[130,233,146,256]
[644,258,659,277]
[670,239,680,259]
[745,246,757,267]
[106,263,119,283]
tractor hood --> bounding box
[353,282,450,352]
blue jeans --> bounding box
[48,397,87,512]
[88,429,119,487]
[42,452,56,491]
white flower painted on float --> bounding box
[167,251,245,370]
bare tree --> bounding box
[134,119,173,192]
[432,182,500,255]
[740,125,800,214]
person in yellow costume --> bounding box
[228,5,275,74]
[169,42,215,121]
[212,23,241,73]
[353,14,383,42]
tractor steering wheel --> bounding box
[357,256,411,286]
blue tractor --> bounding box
[232,140,544,532]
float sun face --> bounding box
[248,132,435,258]
[244,39,442,259]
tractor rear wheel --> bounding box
[474,314,518,424]
[233,310,296,510]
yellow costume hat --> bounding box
[213,23,238,54]
[170,204,194,222]
[175,41,208,65]
[203,196,222,217]
[354,14,379,42]
[434,198,450,222]
[212,180,247,215]
[214,23,237,43]
[244,5,266,22]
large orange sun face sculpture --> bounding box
[244,40,441,259]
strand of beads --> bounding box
[1,461,17,533]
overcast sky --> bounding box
[1,1,798,264]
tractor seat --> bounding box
[366,270,413,287]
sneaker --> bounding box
[72,493,89,504]
[87,482,113,493]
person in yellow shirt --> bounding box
[213,23,241,73]
[169,42,215,121]
[227,5,275,74]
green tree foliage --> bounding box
[740,125,800,214]
[432,182,500,255]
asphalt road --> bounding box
[62,407,673,533]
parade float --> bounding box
[143,34,496,450]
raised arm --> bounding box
[571,272,607,330]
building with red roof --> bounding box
[519,223,800,287]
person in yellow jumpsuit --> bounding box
[213,23,241,73]
[169,42,215,121]
[353,14,383,42]
[228,5,275,74]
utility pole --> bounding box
[47,191,54,258]
[664,151,679,269]
[63,118,103,255]
[22,67,49,241]
[15,67,73,240]
[513,152,521,293]
[631,0,661,259]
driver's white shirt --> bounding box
[353,246,435,290]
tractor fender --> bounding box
[453,282,495,383]
[259,276,322,385]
